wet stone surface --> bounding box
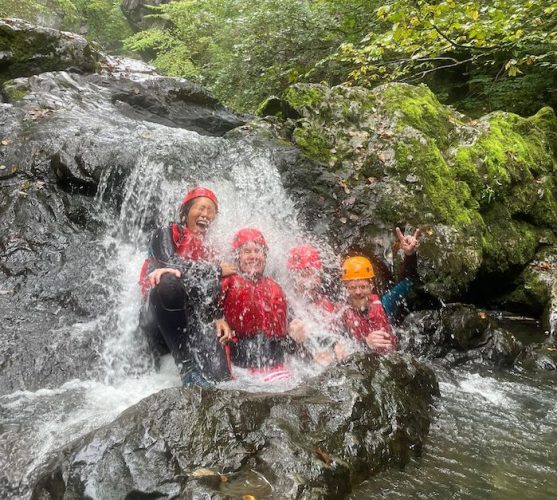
[31,353,438,499]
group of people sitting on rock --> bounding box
[139,187,420,387]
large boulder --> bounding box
[399,304,523,367]
[258,82,557,323]
[120,0,171,32]
[0,21,243,394]
[0,18,101,82]
[31,353,439,499]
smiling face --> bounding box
[238,241,267,277]
[344,279,373,310]
[184,197,217,237]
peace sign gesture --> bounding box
[395,227,420,256]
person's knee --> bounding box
[152,274,186,310]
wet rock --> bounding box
[399,304,523,367]
[31,353,438,499]
[0,19,101,82]
[517,342,557,371]
[120,0,171,32]
[0,24,243,394]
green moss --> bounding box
[283,84,328,113]
[480,205,542,273]
[393,138,480,228]
[528,106,557,156]
[453,111,556,215]
[292,123,332,162]
[380,83,457,148]
[3,81,28,102]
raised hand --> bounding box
[147,267,181,287]
[395,227,421,256]
[220,261,237,277]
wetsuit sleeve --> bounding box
[381,279,411,321]
[399,253,418,281]
[381,253,418,322]
[148,227,221,284]
[148,227,223,322]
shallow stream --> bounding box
[354,344,557,498]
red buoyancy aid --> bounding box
[139,224,214,298]
[171,223,214,261]
[341,294,397,351]
[221,274,288,339]
[312,294,339,314]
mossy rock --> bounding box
[2,78,28,102]
[279,81,557,303]
[0,18,100,83]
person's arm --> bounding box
[149,226,221,282]
[382,228,420,321]
[381,278,412,322]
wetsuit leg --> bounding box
[148,274,207,384]
[139,300,170,369]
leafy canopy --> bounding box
[335,0,557,114]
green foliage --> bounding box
[336,0,557,116]
[0,0,131,51]
[124,0,383,111]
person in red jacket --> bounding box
[340,256,397,353]
[220,228,292,381]
[139,187,236,387]
[286,244,347,364]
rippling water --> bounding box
[352,363,557,499]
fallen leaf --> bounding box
[191,468,218,478]
[314,448,333,465]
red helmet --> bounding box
[180,187,218,212]
[287,244,322,271]
[232,228,268,251]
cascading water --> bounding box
[1,55,556,499]
[0,119,336,498]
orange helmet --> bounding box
[341,256,375,281]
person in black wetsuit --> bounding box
[139,187,236,387]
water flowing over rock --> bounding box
[31,353,438,499]
[2,19,551,500]
[0,62,244,395]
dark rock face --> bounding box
[399,304,523,367]
[0,19,100,82]
[0,19,244,395]
[120,0,171,32]
[518,342,557,371]
[31,353,439,499]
